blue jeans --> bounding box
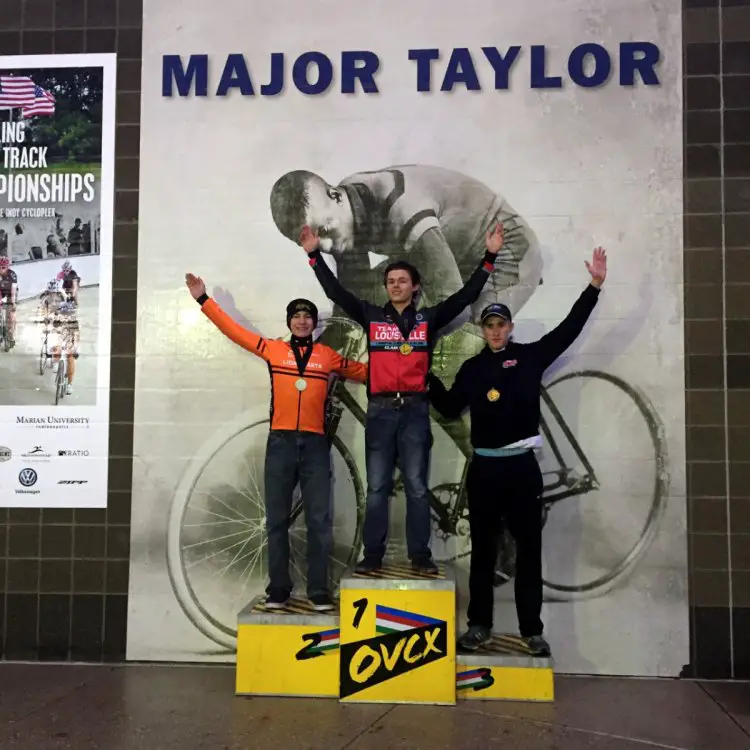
[264,430,332,598]
[362,397,432,561]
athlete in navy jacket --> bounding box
[300,223,503,573]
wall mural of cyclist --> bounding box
[127,0,687,676]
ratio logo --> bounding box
[58,450,90,457]
[19,468,38,487]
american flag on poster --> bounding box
[22,85,56,117]
[0,76,35,109]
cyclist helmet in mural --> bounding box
[61,261,72,272]
[47,279,59,291]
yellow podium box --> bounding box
[236,595,340,698]
[338,562,456,705]
[456,634,554,703]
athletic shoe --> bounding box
[309,594,335,612]
[354,557,382,574]
[457,626,492,652]
[265,589,290,609]
[524,635,551,657]
[411,557,439,575]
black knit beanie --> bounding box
[286,298,318,329]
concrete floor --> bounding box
[1,664,749,749]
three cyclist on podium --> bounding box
[185,217,607,658]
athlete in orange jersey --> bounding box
[186,273,368,610]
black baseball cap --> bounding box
[480,303,512,324]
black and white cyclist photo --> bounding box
[0,63,108,407]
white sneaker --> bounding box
[66,384,73,395]
[52,362,59,374]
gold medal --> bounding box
[399,343,413,355]
[487,388,500,402]
[295,378,307,391]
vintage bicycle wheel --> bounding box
[166,412,365,651]
[54,359,66,405]
[538,370,669,600]
[0,308,8,353]
[39,331,48,375]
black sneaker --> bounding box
[309,594,335,612]
[354,557,382,574]
[524,635,551,657]
[265,589,290,609]
[411,557,439,575]
[457,626,492,652]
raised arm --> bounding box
[329,350,368,384]
[300,226,368,328]
[185,273,270,361]
[431,223,504,331]
[427,363,472,419]
[531,247,607,370]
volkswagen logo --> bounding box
[19,468,38,487]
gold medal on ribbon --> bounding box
[399,343,413,356]
[487,388,500,402]
[295,378,308,391]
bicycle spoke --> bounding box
[236,543,267,600]
[183,529,252,555]
[182,516,250,529]
[185,541,250,574]
[227,485,264,511]
[213,534,260,579]
[200,491,255,524]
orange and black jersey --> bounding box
[199,296,368,434]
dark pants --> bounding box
[362,396,432,562]
[466,451,544,637]
[264,430,332,598]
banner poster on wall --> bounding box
[128,0,688,676]
[0,53,116,508]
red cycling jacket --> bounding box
[308,250,496,396]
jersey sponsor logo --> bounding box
[502,359,518,368]
[282,357,323,370]
[370,322,427,343]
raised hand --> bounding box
[185,272,206,300]
[585,247,607,288]
[485,223,504,255]
[299,225,320,254]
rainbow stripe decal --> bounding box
[456,668,494,691]
[375,605,443,635]
[309,628,340,654]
